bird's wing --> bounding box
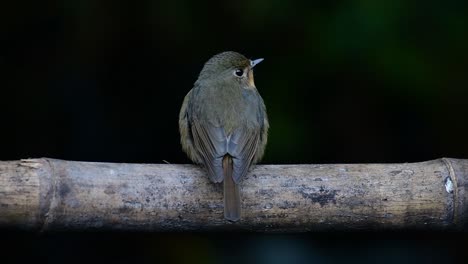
[253,98,269,164]
[179,90,202,164]
[191,120,227,183]
[228,127,260,183]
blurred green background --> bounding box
[1,0,468,263]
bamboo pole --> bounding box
[0,158,467,231]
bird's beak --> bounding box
[250,58,264,68]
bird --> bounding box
[179,51,269,221]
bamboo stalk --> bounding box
[0,158,467,231]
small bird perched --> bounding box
[179,51,269,221]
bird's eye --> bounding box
[234,69,244,77]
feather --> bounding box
[223,156,240,221]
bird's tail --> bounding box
[223,155,240,221]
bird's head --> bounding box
[198,51,263,88]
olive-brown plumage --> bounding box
[179,51,269,221]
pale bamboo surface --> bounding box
[1,158,467,231]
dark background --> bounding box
[1,0,468,263]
